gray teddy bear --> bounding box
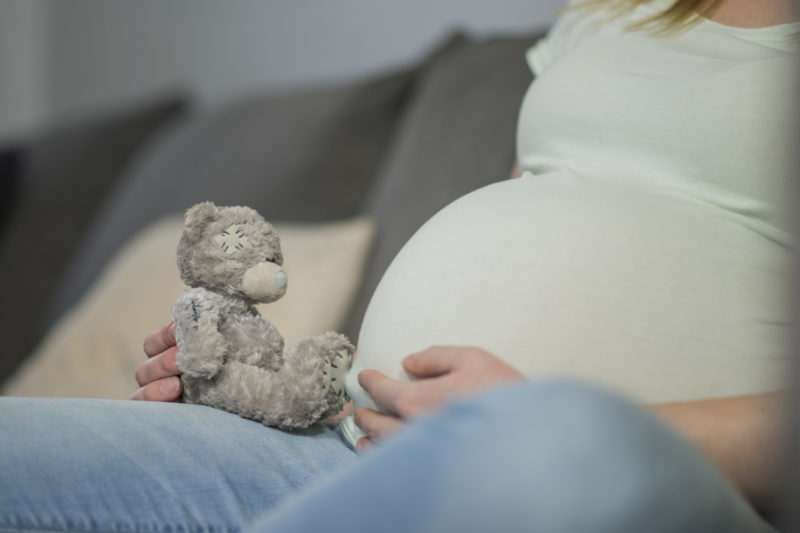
[172,202,354,430]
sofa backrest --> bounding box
[0,95,187,379]
[46,68,417,328]
[345,32,539,340]
[35,30,543,364]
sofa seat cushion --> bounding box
[3,216,374,399]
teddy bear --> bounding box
[172,202,354,430]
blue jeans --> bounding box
[0,381,774,533]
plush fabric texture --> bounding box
[48,69,416,327]
[1,215,373,400]
[177,203,286,301]
[173,203,354,430]
[344,33,542,340]
[0,94,187,382]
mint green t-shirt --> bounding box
[341,1,799,448]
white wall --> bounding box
[0,0,562,134]
[0,0,49,140]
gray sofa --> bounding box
[0,30,542,386]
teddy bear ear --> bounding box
[183,201,219,243]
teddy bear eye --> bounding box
[214,224,248,255]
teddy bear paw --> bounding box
[322,349,353,400]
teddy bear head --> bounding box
[177,202,287,303]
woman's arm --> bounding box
[649,392,783,509]
[355,347,784,509]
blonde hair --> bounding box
[572,0,723,35]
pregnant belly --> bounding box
[346,173,790,410]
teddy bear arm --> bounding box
[172,290,228,378]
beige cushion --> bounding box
[2,216,374,399]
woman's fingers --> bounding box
[135,346,180,387]
[358,369,440,418]
[360,347,526,419]
[354,407,405,441]
[355,437,373,453]
[143,321,176,358]
[402,346,464,378]
[130,376,182,402]
[134,321,183,402]
[357,370,412,415]
[132,347,183,400]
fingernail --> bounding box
[161,377,180,394]
[356,437,371,453]
[169,321,177,338]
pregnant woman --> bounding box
[1,0,796,532]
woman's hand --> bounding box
[354,346,524,451]
[131,321,183,401]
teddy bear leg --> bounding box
[282,332,354,419]
[180,334,353,430]
[180,361,322,430]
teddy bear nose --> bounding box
[242,262,287,302]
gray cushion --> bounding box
[0,95,187,380]
[0,147,21,231]
[343,32,542,340]
[47,69,416,326]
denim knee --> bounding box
[430,379,767,533]
[251,380,770,533]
